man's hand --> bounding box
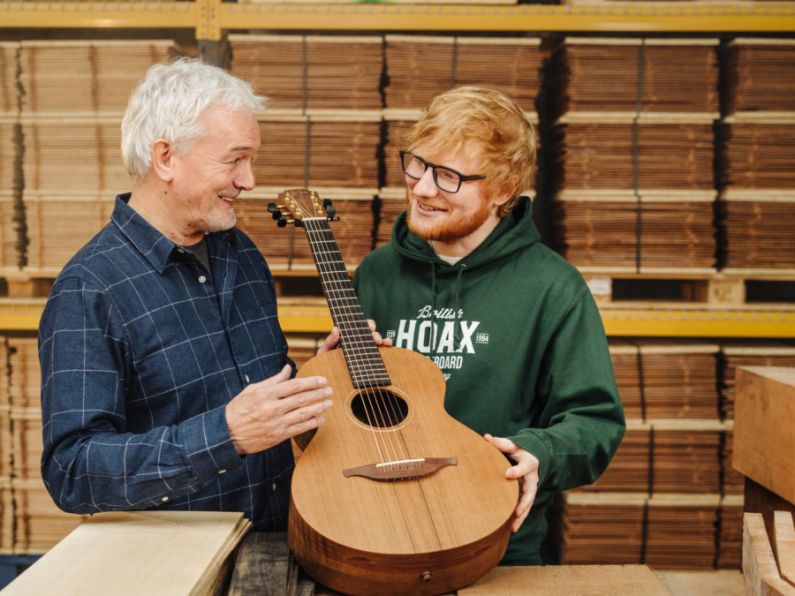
[225,365,333,455]
[484,434,540,532]
[317,320,392,355]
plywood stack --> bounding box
[564,341,731,568]
[229,35,383,112]
[581,421,650,493]
[384,36,541,112]
[549,39,718,272]
[16,40,176,274]
[717,494,744,569]
[718,39,795,272]
[5,336,85,553]
[1,42,21,269]
[645,494,719,570]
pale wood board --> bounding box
[654,570,745,596]
[742,512,795,596]
[774,511,795,587]
[733,367,795,504]
[460,564,671,595]
[2,510,251,596]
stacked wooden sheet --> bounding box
[255,114,381,189]
[555,38,719,114]
[716,495,743,569]
[553,191,716,269]
[22,193,116,273]
[12,478,87,554]
[7,337,38,409]
[0,42,18,116]
[645,494,719,570]
[719,120,795,189]
[17,40,175,117]
[4,510,250,594]
[652,421,723,494]
[375,187,407,250]
[722,39,795,113]
[608,343,643,419]
[719,191,795,270]
[550,116,715,191]
[582,424,650,493]
[561,492,646,565]
[228,34,383,111]
[385,35,542,111]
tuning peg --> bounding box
[325,206,336,220]
[277,218,288,228]
[267,202,279,212]
[322,198,333,208]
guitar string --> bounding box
[303,214,404,464]
[302,208,408,464]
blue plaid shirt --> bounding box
[39,194,294,530]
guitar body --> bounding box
[288,346,519,595]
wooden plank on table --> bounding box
[733,367,795,505]
[2,511,251,596]
[743,512,795,596]
[460,565,670,595]
[775,511,795,588]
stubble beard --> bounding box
[406,194,492,243]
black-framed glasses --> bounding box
[399,150,486,194]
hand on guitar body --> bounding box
[484,434,541,533]
[225,364,333,455]
[316,319,393,355]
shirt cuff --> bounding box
[180,406,243,483]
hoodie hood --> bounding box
[391,196,541,272]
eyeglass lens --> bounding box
[401,152,461,193]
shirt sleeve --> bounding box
[39,276,243,514]
[508,289,626,493]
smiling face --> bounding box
[168,104,261,243]
[405,142,510,256]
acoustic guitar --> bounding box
[270,189,518,595]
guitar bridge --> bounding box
[342,457,457,481]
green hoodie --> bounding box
[352,197,625,565]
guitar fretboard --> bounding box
[303,217,391,389]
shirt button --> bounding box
[244,375,250,384]
[161,496,170,503]
[198,275,207,284]
[271,483,278,492]
[218,469,227,475]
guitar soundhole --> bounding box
[350,389,409,429]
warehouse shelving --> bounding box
[2,0,795,38]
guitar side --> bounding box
[288,346,518,595]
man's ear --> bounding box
[151,139,175,183]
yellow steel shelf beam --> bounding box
[2,1,794,37]
[0,1,198,30]
[219,2,795,34]
[3,300,795,337]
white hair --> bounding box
[121,57,266,180]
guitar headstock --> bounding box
[268,188,337,228]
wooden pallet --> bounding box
[582,268,795,308]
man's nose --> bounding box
[412,167,438,195]
[236,161,256,191]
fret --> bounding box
[301,212,392,389]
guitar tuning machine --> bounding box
[322,198,339,222]
[267,203,283,221]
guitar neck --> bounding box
[302,217,391,389]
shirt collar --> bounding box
[111,193,179,275]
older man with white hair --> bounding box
[38,58,334,530]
